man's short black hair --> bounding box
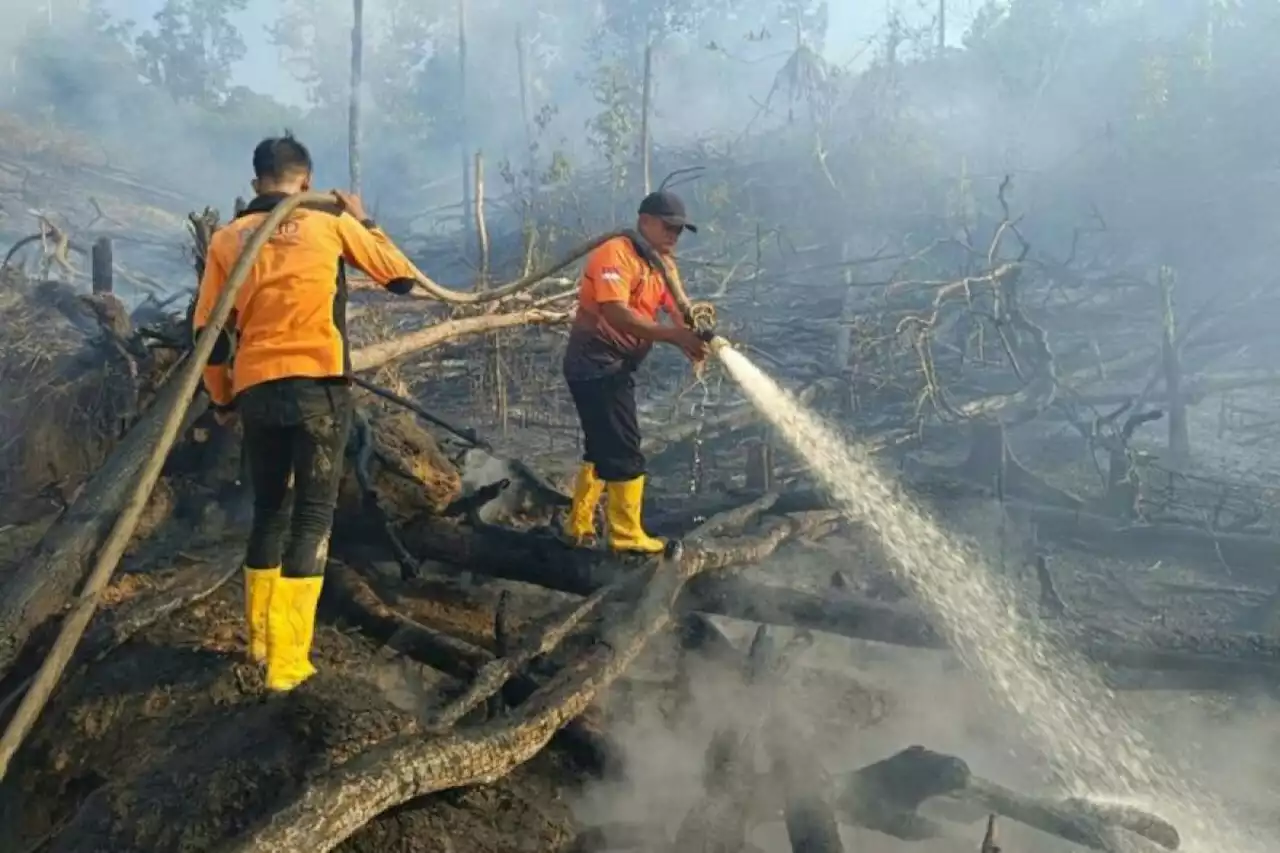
[252,132,313,182]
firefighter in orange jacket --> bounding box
[193,133,420,692]
[562,190,709,553]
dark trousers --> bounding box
[567,372,644,482]
[239,378,353,578]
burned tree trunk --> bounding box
[640,42,653,194]
[957,420,1082,510]
[1158,267,1190,464]
[349,0,364,195]
[457,0,472,253]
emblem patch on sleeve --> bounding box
[600,267,622,282]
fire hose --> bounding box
[0,191,629,780]
[663,267,727,353]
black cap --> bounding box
[638,190,697,233]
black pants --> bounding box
[567,371,644,482]
[239,378,353,578]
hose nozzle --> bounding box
[686,301,717,338]
[683,302,732,353]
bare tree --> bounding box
[349,0,363,194]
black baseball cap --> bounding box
[638,190,697,233]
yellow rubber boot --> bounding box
[265,575,324,692]
[563,463,605,546]
[243,565,279,664]
[605,475,666,554]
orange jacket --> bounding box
[562,234,680,380]
[193,193,418,407]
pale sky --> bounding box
[102,0,981,104]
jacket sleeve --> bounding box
[192,240,235,409]
[334,214,419,295]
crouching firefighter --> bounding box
[562,190,710,553]
[193,133,421,692]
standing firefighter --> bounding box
[194,134,421,692]
[562,190,709,553]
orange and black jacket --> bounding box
[562,232,682,382]
[192,193,418,408]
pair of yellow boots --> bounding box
[242,568,323,692]
[564,464,665,553]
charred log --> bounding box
[835,746,1177,849]
[766,718,845,853]
[211,544,692,853]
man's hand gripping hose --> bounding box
[663,261,729,356]
[687,302,720,343]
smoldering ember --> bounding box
[1,2,1279,852]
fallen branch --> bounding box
[400,510,842,601]
[215,544,694,853]
[686,492,779,541]
[424,583,613,730]
[836,746,1177,848]
[349,309,569,373]
[961,778,1180,851]
[670,490,1280,684]
[329,561,613,769]
[327,562,490,676]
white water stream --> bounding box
[715,345,1269,852]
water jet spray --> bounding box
[662,271,1265,851]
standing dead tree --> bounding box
[349,0,364,195]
